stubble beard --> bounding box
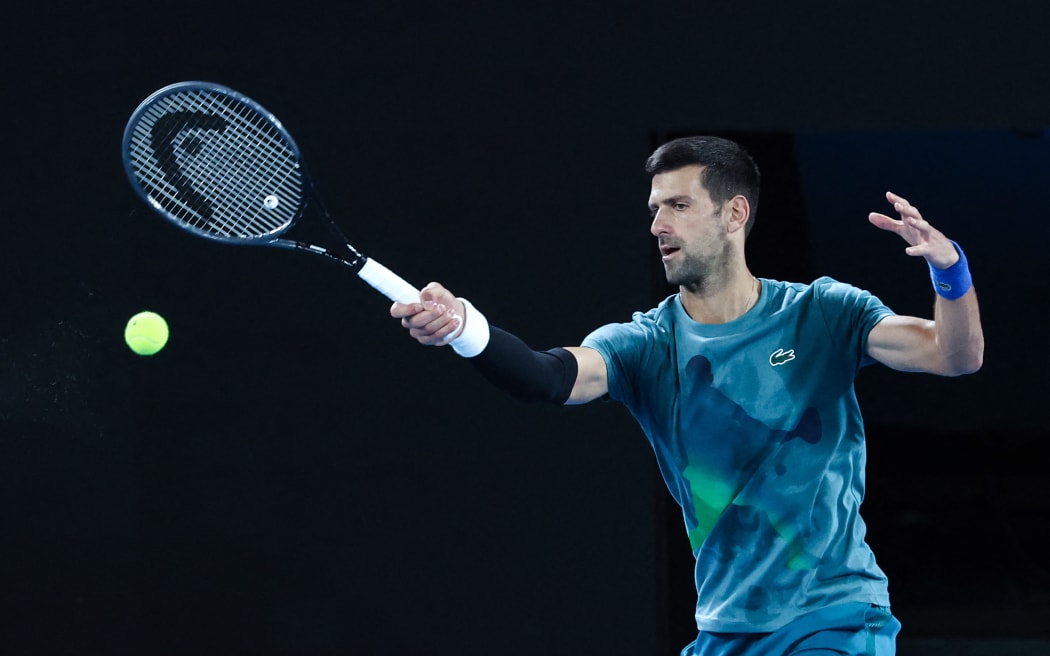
[665,239,735,295]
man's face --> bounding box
[648,165,731,290]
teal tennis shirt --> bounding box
[581,277,895,632]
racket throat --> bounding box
[307,242,366,270]
[274,239,366,271]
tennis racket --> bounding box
[121,81,420,304]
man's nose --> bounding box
[650,208,670,236]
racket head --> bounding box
[122,81,305,245]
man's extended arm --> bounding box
[866,191,984,376]
[390,283,610,403]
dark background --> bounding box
[3,2,1049,654]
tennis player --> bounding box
[391,136,984,655]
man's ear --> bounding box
[725,195,751,235]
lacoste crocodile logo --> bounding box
[769,348,796,366]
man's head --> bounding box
[645,136,761,237]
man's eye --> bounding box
[674,203,688,211]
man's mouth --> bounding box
[660,245,681,261]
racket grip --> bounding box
[358,258,421,304]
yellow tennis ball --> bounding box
[125,311,169,356]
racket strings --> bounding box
[170,92,299,235]
[170,92,298,232]
[126,88,304,240]
[130,99,244,230]
[194,97,298,231]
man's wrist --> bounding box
[450,297,490,357]
[929,241,972,300]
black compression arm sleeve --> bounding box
[469,327,579,405]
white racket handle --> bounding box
[358,258,420,304]
[360,258,490,358]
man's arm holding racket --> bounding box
[391,284,609,405]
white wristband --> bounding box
[450,297,490,358]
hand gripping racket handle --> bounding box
[357,258,421,304]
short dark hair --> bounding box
[645,136,761,235]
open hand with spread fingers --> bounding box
[868,191,960,269]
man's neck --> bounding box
[679,270,759,324]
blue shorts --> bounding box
[680,602,901,656]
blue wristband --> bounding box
[929,241,972,300]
